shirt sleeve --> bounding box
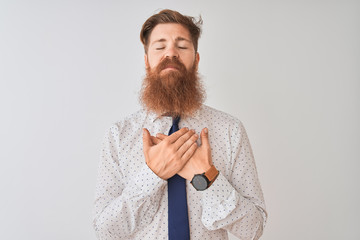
[93,124,167,239]
[200,121,267,240]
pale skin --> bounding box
[142,23,213,181]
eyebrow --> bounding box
[151,37,191,46]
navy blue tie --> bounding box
[168,116,190,240]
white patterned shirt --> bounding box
[93,105,267,240]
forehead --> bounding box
[149,23,192,44]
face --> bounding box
[141,23,205,117]
[144,23,200,73]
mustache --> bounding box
[156,57,187,73]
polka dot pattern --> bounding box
[93,105,267,239]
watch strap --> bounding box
[204,165,219,187]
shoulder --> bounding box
[199,105,249,141]
[106,109,148,134]
[115,109,146,126]
[199,105,243,127]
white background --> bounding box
[1,0,359,239]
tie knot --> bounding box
[168,116,181,135]
[172,116,180,126]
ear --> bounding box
[195,52,200,70]
[144,54,150,69]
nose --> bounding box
[165,45,179,58]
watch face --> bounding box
[192,175,208,191]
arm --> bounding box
[93,124,167,239]
[153,122,267,239]
[200,121,267,240]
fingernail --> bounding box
[184,127,189,130]
[204,128,208,133]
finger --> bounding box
[167,127,189,143]
[142,128,152,150]
[173,129,197,150]
[156,133,167,140]
[200,128,210,147]
[180,142,198,162]
[176,131,198,155]
[150,136,162,145]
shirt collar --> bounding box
[144,106,202,123]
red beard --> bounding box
[140,57,205,117]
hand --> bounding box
[142,128,198,180]
[156,128,213,181]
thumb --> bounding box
[142,128,153,150]
[200,128,210,147]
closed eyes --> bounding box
[155,46,188,50]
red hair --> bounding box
[140,9,203,53]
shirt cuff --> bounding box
[201,172,238,211]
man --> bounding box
[93,9,267,240]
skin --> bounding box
[142,23,213,181]
[154,128,213,180]
[144,23,200,73]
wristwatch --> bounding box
[190,165,219,191]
